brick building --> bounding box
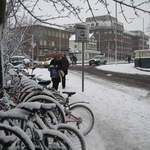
[18,25,70,61]
[129,31,149,50]
[86,15,149,60]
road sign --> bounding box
[75,23,89,42]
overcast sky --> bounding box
[34,0,150,35]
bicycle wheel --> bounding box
[51,91,66,104]
[43,115,86,150]
[22,89,56,103]
[0,123,35,150]
[26,95,66,123]
[42,129,74,150]
[68,104,94,136]
[57,124,86,150]
[18,85,36,102]
[24,125,42,149]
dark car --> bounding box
[89,55,107,66]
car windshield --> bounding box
[10,56,25,65]
[94,56,103,59]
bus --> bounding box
[134,49,150,68]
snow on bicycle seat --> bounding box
[17,102,56,112]
[62,91,76,97]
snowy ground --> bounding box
[97,63,150,75]
[32,64,150,150]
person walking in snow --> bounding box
[71,55,77,65]
[48,53,62,90]
[60,54,69,89]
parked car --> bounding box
[10,56,25,66]
[89,55,107,66]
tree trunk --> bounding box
[0,25,4,98]
[0,0,6,98]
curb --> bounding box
[135,67,150,72]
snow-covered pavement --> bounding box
[32,64,150,150]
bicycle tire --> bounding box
[18,85,37,102]
[57,124,86,150]
[42,129,75,150]
[24,125,42,149]
[43,116,86,150]
[68,104,94,136]
[26,95,66,123]
[51,91,66,104]
[0,123,35,150]
[22,89,56,103]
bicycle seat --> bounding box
[62,91,76,97]
[38,80,51,85]
[27,74,35,78]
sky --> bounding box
[31,63,150,150]
[33,0,150,34]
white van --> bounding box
[89,55,107,66]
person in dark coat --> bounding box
[127,56,131,63]
[72,55,77,64]
[60,54,69,89]
[48,54,62,90]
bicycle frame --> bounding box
[69,101,89,107]
[12,90,31,101]
[64,100,89,124]
[65,110,82,124]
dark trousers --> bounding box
[52,78,60,90]
[62,75,66,89]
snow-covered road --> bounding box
[33,68,150,150]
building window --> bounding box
[62,33,65,38]
[91,23,94,27]
[52,41,55,46]
[51,31,54,37]
[48,30,51,36]
[39,49,43,55]
[59,32,61,38]
[55,31,58,37]
[44,40,47,46]
[40,40,43,46]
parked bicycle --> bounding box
[19,67,95,136]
